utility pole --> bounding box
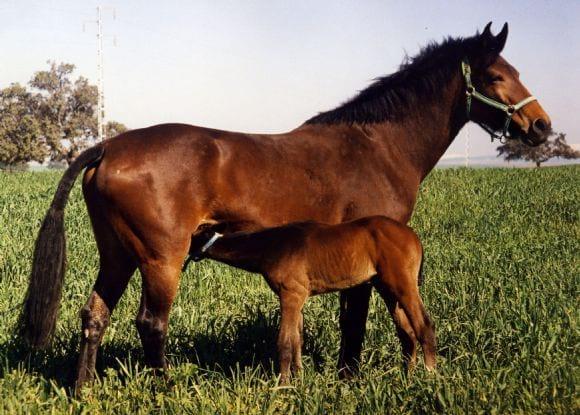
[465,124,470,167]
[84,6,115,142]
[96,6,104,142]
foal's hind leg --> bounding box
[397,291,436,370]
[374,254,436,371]
[375,276,436,370]
[382,293,418,369]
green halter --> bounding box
[461,58,536,141]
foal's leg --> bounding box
[136,259,183,369]
[277,290,307,383]
[397,290,436,370]
[378,267,436,370]
[374,286,418,369]
[293,312,304,373]
[337,283,372,379]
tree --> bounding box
[0,61,128,168]
[106,120,128,138]
[497,132,579,167]
[0,83,47,168]
[30,62,99,164]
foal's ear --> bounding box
[479,22,509,55]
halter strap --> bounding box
[200,232,223,253]
[461,58,537,141]
[182,232,224,271]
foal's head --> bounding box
[465,23,551,146]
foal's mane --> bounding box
[306,34,483,125]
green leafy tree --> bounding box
[30,62,99,164]
[0,83,47,168]
[497,132,579,167]
[106,120,128,138]
[0,62,128,168]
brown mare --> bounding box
[21,23,551,390]
[190,216,435,383]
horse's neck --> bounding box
[372,75,466,180]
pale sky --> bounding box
[1,0,578,160]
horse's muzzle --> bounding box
[519,117,551,146]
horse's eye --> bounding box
[489,75,503,83]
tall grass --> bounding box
[0,166,578,414]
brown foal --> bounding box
[191,216,436,382]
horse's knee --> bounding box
[80,298,110,343]
[135,310,166,342]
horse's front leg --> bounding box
[337,283,372,379]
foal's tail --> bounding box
[20,144,105,348]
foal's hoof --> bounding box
[278,375,290,385]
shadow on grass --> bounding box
[0,310,327,391]
[168,308,326,375]
[0,335,143,391]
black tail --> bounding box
[20,144,105,348]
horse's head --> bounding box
[465,23,551,146]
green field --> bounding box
[0,167,578,414]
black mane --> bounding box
[305,34,483,125]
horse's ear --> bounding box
[479,22,494,52]
[494,22,509,53]
[479,22,508,56]
[482,22,493,38]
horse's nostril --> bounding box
[532,118,549,134]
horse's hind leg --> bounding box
[136,258,184,370]
[75,235,136,392]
